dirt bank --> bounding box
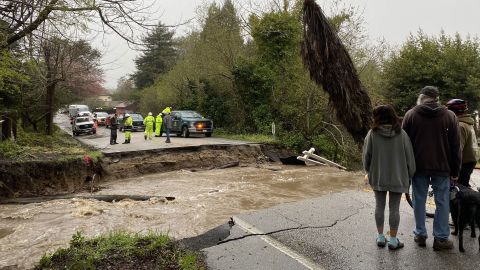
[101,144,292,179]
[0,159,98,198]
[0,144,295,199]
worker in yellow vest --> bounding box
[162,107,171,114]
[123,113,133,144]
[143,112,155,140]
[155,112,163,137]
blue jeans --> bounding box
[165,128,171,143]
[412,175,450,240]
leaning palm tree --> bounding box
[301,0,372,144]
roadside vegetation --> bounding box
[35,232,206,270]
[0,125,101,162]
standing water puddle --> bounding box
[0,165,363,268]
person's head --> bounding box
[125,113,130,118]
[372,104,402,134]
[148,112,152,116]
[417,86,439,105]
[446,99,467,115]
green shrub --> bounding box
[35,231,206,270]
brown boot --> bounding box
[433,239,454,251]
[414,235,426,247]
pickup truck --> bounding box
[72,116,96,136]
[170,110,213,138]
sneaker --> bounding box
[433,239,454,251]
[388,238,404,250]
[144,135,147,140]
[414,235,426,247]
[376,234,387,247]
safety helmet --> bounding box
[446,99,467,114]
[148,112,152,116]
[125,113,130,117]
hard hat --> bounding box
[446,99,467,113]
[148,112,152,116]
[125,113,130,117]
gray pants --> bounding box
[374,191,402,231]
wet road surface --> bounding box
[54,114,251,153]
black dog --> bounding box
[450,184,480,252]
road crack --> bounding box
[218,204,366,245]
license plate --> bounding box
[203,129,207,132]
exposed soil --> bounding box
[0,143,295,199]
[0,159,98,198]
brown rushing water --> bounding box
[0,165,363,269]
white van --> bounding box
[68,105,90,117]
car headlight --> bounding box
[189,122,195,127]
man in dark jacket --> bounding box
[163,112,172,143]
[109,114,118,145]
[402,86,461,251]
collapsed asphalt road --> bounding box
[204,190,480,270]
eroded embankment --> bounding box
[102,144,292,179]
[0,144,295,199]
[0,159,98,198]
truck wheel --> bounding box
[206,133,212,137]
[182,126,190,138]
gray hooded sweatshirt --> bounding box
[362,126,416,193]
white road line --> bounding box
[233,216,325,270]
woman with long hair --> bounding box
[363,105,416,250]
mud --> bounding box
[0,160,97,198]
[0,165,364,269]
[101,144,290,179]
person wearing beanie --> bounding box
[403,86,461,251]
[446,99,479,187]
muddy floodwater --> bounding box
[0,165,363,269]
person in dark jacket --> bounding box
[109,114,118,145]
[363,105,416,250]
[163,112,172,143]
[446,99,479,187]
[402,86,461,251]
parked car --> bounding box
[70,111,92,124]
[170,110,214,138]
[118,113,145,132]
[72,116,96,136]
[93,112,109,126]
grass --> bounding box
[214,129,278,144]
[0,125,102,162]
[35,231,206,270]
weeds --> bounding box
[0,126,102,162]
[35,231,206,270]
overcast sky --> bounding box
[95,0,480,90]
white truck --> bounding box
[68,105,90,118]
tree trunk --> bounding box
[45,82,56,135]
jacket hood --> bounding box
[458,115,475,125]
[413,102,448,118]
[374,125,398,138]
